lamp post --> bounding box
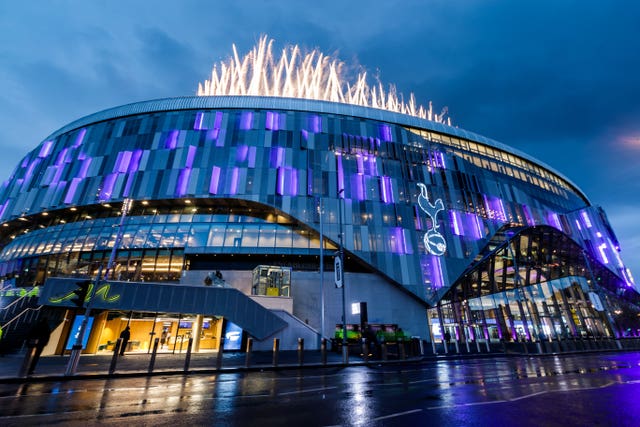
[336,188,348,364]
[64,198,132,376]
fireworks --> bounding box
[197,36,450,124]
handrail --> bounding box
[0,292,33,310]
[1,305,43,331]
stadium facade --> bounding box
[0,95,638,353]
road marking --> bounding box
[371,409,423,421]
[278,386,337,396]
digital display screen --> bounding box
[65,315,95,350]
[223,321,242,351]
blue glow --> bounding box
[239,111,253,130]
[379,124,392,142]
[194,112,205,130]
[450,211,462,235]
[165,130,179,149]
[229,167,239,195]
[64,178,81,204]
[72,128,87,148]
[99,173,117,201]
[581,211,593,228]
[176,168,191,196]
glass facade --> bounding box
[0,96,636,341]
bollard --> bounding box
[297,338,304,366]
[18,344,38,378]
[148,338,159,374]
[215,337,225,370]
[399,338,406,360]
[245,338,253,368]
[184,337,194,372]
[361,338,369,363]
[321,338,327,365]
[381,342,388,361]
[109,339,122,375]
[272,338,280,367]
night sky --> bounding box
[1,2,639,278]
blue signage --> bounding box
[223,321,242,351]
[65,315,95,350]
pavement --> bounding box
[0,347,411,383]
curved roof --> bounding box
[44,95,589,203]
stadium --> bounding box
[0,38,638,355]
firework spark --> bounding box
[197,35,451,124]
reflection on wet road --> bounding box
[1,352,639,426]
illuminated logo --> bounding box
[48,282,121,305]
[417,183,446,256]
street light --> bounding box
[336,188,348,364]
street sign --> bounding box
[334,256,343,288]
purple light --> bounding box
[194,112,205,130]
[55,148,68,166]
[176,168,191,196]
[438,152,446,169]
[51,166,64,185]
[368,156,377,176]
[301,129,308,140]
[270,147,285,168]
[185,146,197,168]
[165,130,179,149]
[99,173,117,201]
[265,111,281,130]
[23,158,41,186]
[78,158,92,178]
[402,228,413,254]
[114,151,132,173]
[523,205,535,226]
[390,227,405,254]
[308,115,321,133]
[598,243,609,264]
[128,150,143,173]
[472,214,483,239]
[428,255,445,290]
[337,155,345,196]
[548,213,562,230]
[39,140,54,158]
[379,124,392,142]
[0,201,7,219]
[380,176,393,203]
[575,219,582,231]
[237,145,249,162]
[73,128,87,148]
[450,211,462,235]
[483,195,506,222]
[239,111,253,130]
[229,167,239,195]
[209,166,221,194]
[356,155,364,174]
[290,168,298,196]
[64,178,81,204]
[581,211,593,228]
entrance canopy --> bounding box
[40,278,287,340]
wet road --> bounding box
[1,352,639,426]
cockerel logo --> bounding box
[417,183,446,256]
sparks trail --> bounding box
[197,35,451,125]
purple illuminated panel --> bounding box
[337,155,345,196]
[290,168,298,196]
[450,211,462,236]
[194,112,205,130]
[270,147,285,168]
[73,128,87,148]
[301,129,308,140]
[99,173,117,201]
[165,130,179,149]
[128,150,143,173]
[380,176,393,203]
[356,155,364,174]
[379,124,392,142]
[55,148,68,166]
[239,112,253,130]
[483,195,507,222]
[265,111,281,130]
[114,151,132,173]
[185,146,197,168]
[39,141,54,158]
[523,205,535,226]
[428,255,445,290]
[78,158,92,179]
[581,211,593,228]
[209,166,221,194]
[236,145,249,162]
[390,227,406,254]
[402,229,413,254]
[548,213,562,230]
[176,168,191,196]
[229,167,239,195]
[23,159,41,186]
[598,243,609,264]
[308,115,321,133]
[64,178,81,204]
